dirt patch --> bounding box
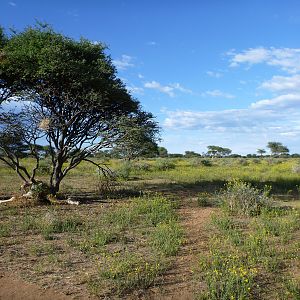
[145,198,215,299]
[0,272,72,300]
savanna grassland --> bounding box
[0,157,300,299]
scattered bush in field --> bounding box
[292,163,300,174]
[150,220,183,256]
[154,158,175,171]
[22,211,82,239]
[94,252,165,294]
[116,161,132,180]
[134,196,177,226]
[200,159,213,167]
[220,180,270,216]
[236,158,249,166]
[197,192,211,207]
[96,175,117,198]
[132,161,151,172]
[190,158,212,167]
[199,245,258,300]
[103,204,138,230]
[79,228,118,253]
[252,158,261,164]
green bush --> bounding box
[197,192,211,207]
[154,158,175,171]
[96,252,165,293]
[132,161,151,172]
[220,180,270,216]
[150,220,183,256]
[116,161,132,180]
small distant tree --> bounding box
[157,147,168,157]
[257,149,266,157]
[207,145,232,157]
[184,151,201,158]
[267,142,289,156]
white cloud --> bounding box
[8,1,16,6]
[229,47,300,73]
[127,85,144,95]
[144,81,193,97]
[251,93,300,109]
[113,55,134,70]
[138,74,144,79]
[163,93,300,141]
[202,89,235,99]
[169,83,193,94]
[260,74,300,92]
[144,81,175,97]
[206,71,223,78]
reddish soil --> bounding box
[145,198,215,299]
[0,197,214,300]
[0,272,72,300]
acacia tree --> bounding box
[267,142,289,156]
[207,145,232,157]
[257,149,266,157]
[110,113,159,160]
[0,25,159,196]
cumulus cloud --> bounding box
[113,55,134,70]
[8,1,16,6]
[228,47,300,73]
[202,89,235,99]
[251,93,300,109]
[163,91,300,141]
[144,81,175,97]
[144,81,192,97]
[260,74,300,92]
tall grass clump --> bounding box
[154,158,175,171]
[199,242,258,300]
[92,252,166,294]
[116,161,132,180]
[220,180,270,216]
[150,220,183,256]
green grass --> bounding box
[198,202,300,299]
[1,157,300,196]
[150,219,184,256]
[90,252,167,294]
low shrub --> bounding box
[150,220,183,256]
[220,180,270,216]
[95,252,165,293]
[292,163,300,174]
[197,192,211,207]
[132,161,151,172]
[154,158,175,171]
[116,161,132,180]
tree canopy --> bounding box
[267,142,289,156]
[207,145,232,157]
[0,24,159,195]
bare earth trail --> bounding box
[0,197,215,300]
[0,273,73,300]
[145,198,215,300]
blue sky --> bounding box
[2,0,300,154]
